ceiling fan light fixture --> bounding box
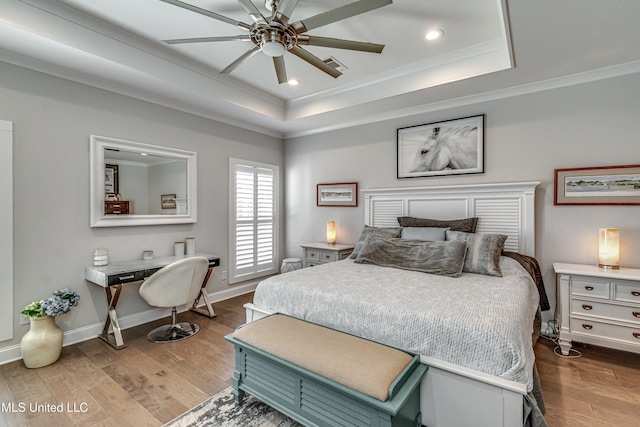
[262,40,286,57]
[260,31,287,57]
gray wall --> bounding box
[284,72,640,321]
[0,61,283,349]
[2,58,639,352]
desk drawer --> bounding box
[107,270,145,286]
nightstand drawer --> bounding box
[614,283,640,304]
[571,298,640,324]
[570,317,640,345]
[319,250,338,262]
[570,278,609,299]
[305,250,320,261]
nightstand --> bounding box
[554,263,640,355]
[300,243,355,268]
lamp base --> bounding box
[598,264,620,270]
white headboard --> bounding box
[361,182,539,256]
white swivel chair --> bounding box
[139,256,209,343]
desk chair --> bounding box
[139,256,209,343]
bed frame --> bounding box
[245,181,540,427]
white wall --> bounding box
[118,163,149,214]
[0,61,283,352]
[284,72,640,321]
[0,120,13,342]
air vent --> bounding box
[323,56,348,72]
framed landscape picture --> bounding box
[317,182,358,207]
[397,114,484,179]
[554,164,640,205]
[161,193,177,209]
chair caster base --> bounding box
[147,322,199,343]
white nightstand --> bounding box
[554,263,640,355]
[300,243,355,268]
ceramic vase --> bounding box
[20,316,63,368]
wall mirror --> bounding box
[90,135,197,227]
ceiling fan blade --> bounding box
[297,36,384,53]
[160,0,251,31]
[164,35,251,44]
[289,46,341,79]
[220,46,261,74]
[273,0,299,25]
[292,0,392,33]
[273,56,288,84]
[236,0,268,25]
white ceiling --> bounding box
[2,0,640,138]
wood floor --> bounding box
[1,292,639,427]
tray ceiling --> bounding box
[1,0,640,137]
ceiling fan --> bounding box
[160,0,392,84]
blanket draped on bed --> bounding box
[254,256,539,390]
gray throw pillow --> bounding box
[354,235,468,277]
[400,226,448,241]
[349,225,402,259]
[446,230,508,277]
[397,216,478,233]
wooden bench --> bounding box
[225,314,427,427]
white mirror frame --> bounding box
[90,135,197,227]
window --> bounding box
[229,158,279,284]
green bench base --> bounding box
[225,321,427,427]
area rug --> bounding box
[164,386,302,427]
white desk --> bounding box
[85,253,220,349]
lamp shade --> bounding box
[326,221,336,245]
[598,228,620,269]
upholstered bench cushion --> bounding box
[232,314,413,401]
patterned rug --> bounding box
[164,387,302,427]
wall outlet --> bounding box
[19,314,29,326]
[221,270,228,281]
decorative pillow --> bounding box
[354,235,467,277]
[400,227,448,241]
[349,225,402,259]
[397,216,478,233]
[446,230,508,277]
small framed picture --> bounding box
[161,194,177,209]
[397,114,484,179]
[554,164,640,205]
[317,182,358,207]
[105,164,119,195]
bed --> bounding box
[244,182,546,427]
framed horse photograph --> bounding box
[397,114,484,179]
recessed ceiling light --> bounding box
[425,29,444,41]
[288,79,299,86]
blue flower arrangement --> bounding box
[21,289,80,318]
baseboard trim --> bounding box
[0,284,258,366]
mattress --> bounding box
[253,256,540,391]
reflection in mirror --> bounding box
[103,149,187,215]
[90,135,197,227]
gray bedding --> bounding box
[253,256,540,392]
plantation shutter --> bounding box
[230,159,278,283]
